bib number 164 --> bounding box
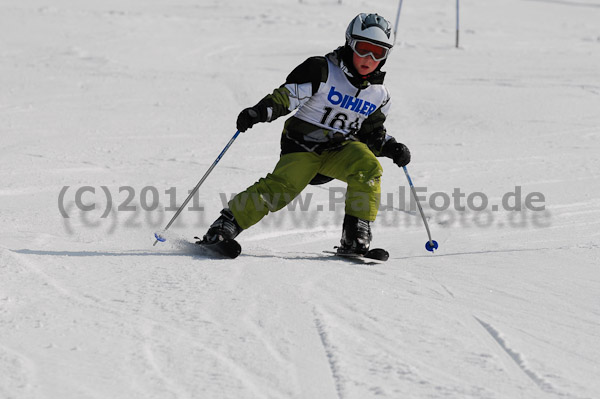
[320,107,360,132]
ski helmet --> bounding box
[345,13,394,61]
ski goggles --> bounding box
[350,40,390,61]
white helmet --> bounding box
[345,13,394,50]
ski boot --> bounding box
[200,208,243,244]
[193,209,243,258]
[338,214,372,255]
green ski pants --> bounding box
[229,141,382,229]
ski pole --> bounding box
[153,130,242,246]
[402,166,439,252]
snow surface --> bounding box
[1,0,599,398]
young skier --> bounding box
[199,13,411,255]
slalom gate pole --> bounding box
[402,166,439,252]
[393,0,404,46]
[456,0,460,48]
[153,130,242,246]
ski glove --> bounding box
[236,105,267,132]
[382,140,411,167]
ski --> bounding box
[323,247,389,263]
[194,236,242,259]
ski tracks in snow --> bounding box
[3,232,596,398]
[312,307,345,399]
[423,264,585,399]
[473,317,558,394]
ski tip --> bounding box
[367,248,389,262]
[154,232,167,242]
[425,240,439,252]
